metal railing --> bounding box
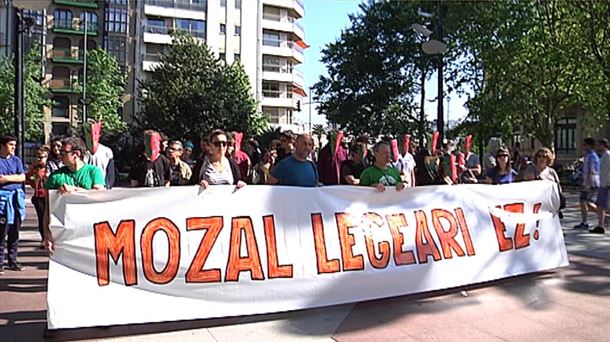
[144,52,162,62]
[144,24,171,35]
[52,48,83,61]
[145,0,207,11]
[294,0,304,10]
[262,89,293,98]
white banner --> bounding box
[46,181,568,329]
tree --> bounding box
[313,1,457,139]
[0,48,51,141]
[79,48,128,135]
[139,32,265,141]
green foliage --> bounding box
[0,48,51,141]
[79,48,128,135]
[139,32,264,141]
[317,0,609,148]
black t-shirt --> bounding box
[340,160,365,185]
[129,154,171,187]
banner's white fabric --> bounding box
[46,181,568,329]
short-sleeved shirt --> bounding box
[360,165,402,187]
[45,164,105,190]
[271,155,318,187]
[485,167,518,185]
[465,152,480,169]
[583,150,600,188]
[340,160,365,185]
[0,155,25,191]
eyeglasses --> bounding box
[212,141,228,147]
[168,147,182,152]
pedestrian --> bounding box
[268,134,318,187]
[0,135,26,274]
[484,137,502,174]
[341,144,366,185]
[167,140,192,186]
[317,131,347,185]
[360,141,406,192]
[129,130,171,187]
[82,123,115,189]
[276,131,295,162]
[591,139,609,234]
[574,137,600,230]
[485,147,518,184]
[46,137,64,177]
[43,137,106,252]
[394,135,416,188]
[195,130,245,190]
[182,140,196,169]
[26,146,49,245]
[522,148,565,214]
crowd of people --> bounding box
[0,127,608,274]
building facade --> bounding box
[136,0,307,132]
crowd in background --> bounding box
[0,127,608,274]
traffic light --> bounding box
[297,100,301,112]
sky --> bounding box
[295,0,470,129]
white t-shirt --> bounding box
[84,143,113,178]
[201,157,234,185]
[394,152,416,187]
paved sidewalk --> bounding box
[0,189,608,342]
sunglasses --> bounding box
[168,147,182,152]
[37,155,47,159]
[212,141,228,147]
[60,149,75,156]
[497,154,509,158]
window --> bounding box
[147,18,167,34]
[176,19,206,38]
[220,0,226,7]
[52,123,70,136]
[234,25,241,36]
[53,9,72,29]
[108,0,128,5]
[79,12,98,32]
[235,0,241,8]
[555,118,577,154]
[234,53,240,61]
[105,8,128,33]
[220,24,226,34]
[104,36,127,65]
[263,6,281,21]
[263,31,280,47]
[52,97,69,118]
[263,56,281,72]
[219,53,226,61]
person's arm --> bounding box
[43,196,53,252]
[267,174,279,185]
[105,158,116,189]
[0,174,25,183]
[485,177,493,184]
[344,175,359,185]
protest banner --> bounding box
[46,181,568,329]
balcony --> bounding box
[145,0,207,11]
[52,24,98,36]
[262,0,304,19]
[261,89,298,109]
[49,79,79,94]
[262,39,304,64]
[52,48,83,64]
[53,0,99,9]
[262,65,303,86]
[261,15,304,40]
[143,53,162,72]
[143,25,205,44]
[144,0,207,20]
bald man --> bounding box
[267,134,318,187]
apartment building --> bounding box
[136,0,307,131]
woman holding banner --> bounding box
[485,148,518,185]
[196,130,245,190]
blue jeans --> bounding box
[0,217,20,266]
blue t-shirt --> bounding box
[271,155,318,187]
[583,150,600,187]
[0,155,25,191]
[486,167,518,185]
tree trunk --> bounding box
[418,67,427,147]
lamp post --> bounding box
[11,0,49,158]
[412,0,446,149]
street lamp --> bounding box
[413,1,446,149]
[11,0,49,158]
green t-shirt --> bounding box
[45,164,105,190]
[359,165,402,187]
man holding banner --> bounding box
[43,137,105,252]
[268,134,318,187]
